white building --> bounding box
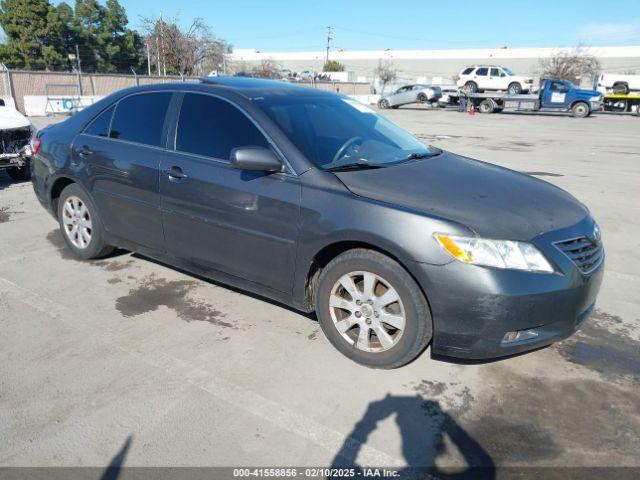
[227,45,640,82]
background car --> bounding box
[596,72,640,94]
[378,84,442,109]
[0,96,34,181]
[455,65,533,94]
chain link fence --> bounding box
[0,68,372,114]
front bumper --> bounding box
[408,216,604,359]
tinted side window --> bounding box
[462,67,474,75]
[490,68,500,76]
[110,93,172,147]
[176,93,269,160]
[476,68,488,76]
[85,106,114,137]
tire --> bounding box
[378,98,390,109]
[57,183,114,260]
[479,99,495,113]
[7,160,31,181]
[572,101,590,118]
[612,82,629,94]
[464,81,478,93]
[508,82,522,94]
[417,93,428,103]
[315,249,433,369]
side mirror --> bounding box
[230,146,283,173]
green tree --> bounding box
[0,0,66,70]
[58,0,142,73]
[323,59,345,72]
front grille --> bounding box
[554,236,603,274]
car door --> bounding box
[73,92,173,251]
[543,81,569,107]
[490,67,507,90]
[159,92,301,293]
[474,68,489,90]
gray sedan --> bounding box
[31,77,603,369]
[378,84,442,109]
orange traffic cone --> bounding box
[469,103,475,115]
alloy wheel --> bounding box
[329,271,406,353]
[62,196,92,249]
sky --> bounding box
[97,0,640,51]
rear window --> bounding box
[176,93,269,160]
[84,106,114,137]
[476,68,488,76]
[110,92,172,147]
[462,67,474,75]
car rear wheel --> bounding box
[612,82,629,94]
[315,249,432,369]
[417,93,428,103]
[572,101,590,118]
[464,81,478,93]
[508,82,522,94]
[57,184,114,259]
[378,98,390,109]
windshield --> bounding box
[503,67,515,76]
[253,95,433,170]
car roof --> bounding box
[110,76,335,101]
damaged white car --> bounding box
[0,97,34,181]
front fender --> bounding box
[291,172,473,307]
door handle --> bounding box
[164,166,188,180]
[77,146,93,157]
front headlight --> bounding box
[434,234,554,273]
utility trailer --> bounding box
[602,93,640,116]
[454,79,602,118]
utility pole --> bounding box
[146,40,151,76]
[155,35,161,76]
[74,44,83,96]
[325,26,333,66]
[159,12,166,77]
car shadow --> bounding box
[100,435,132,480]
[331,394,495,479]
[132,252,317,320]
[0,171,25,192]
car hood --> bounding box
[574,88,600,97]
[334,151,588,240]
[0,107,31,130]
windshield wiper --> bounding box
[324,162,385,172]
[404,148,443,161]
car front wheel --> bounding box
[315,249,432,369]
[572,101,590,118]
[508,82,522,94]
[57,183,114,259]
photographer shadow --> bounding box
[331,394,495,479]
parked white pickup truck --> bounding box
[596,73,640,94]
[0,97,34,181]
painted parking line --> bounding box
[0,276,404,467]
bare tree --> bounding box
[140,15,230,76]
[538,47,601,85]
[374,60,397,95]
[251,58,281,79]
